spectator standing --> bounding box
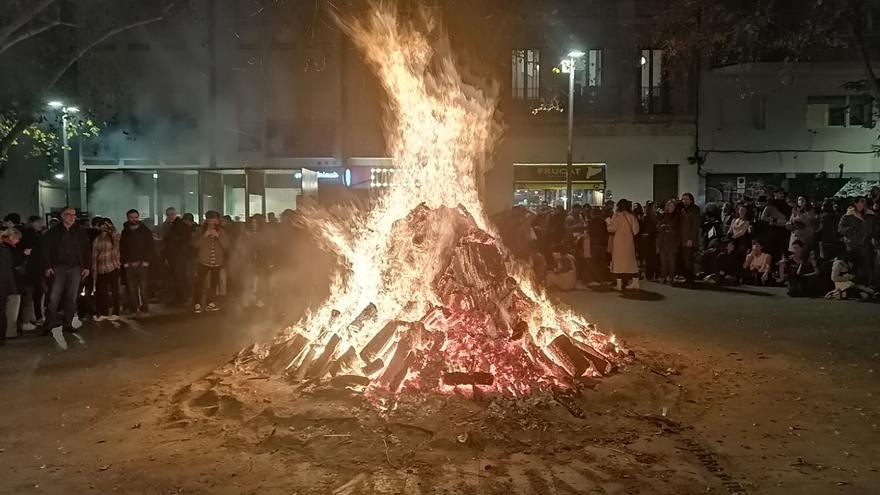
[232,215,267,308]
[656,199,680,284]
[165,214,196,304]
[760,190,791,262]
[679,193,701,285]
[193,211,230,313]
[607,199,640,290]
[161,207,178,239]
[0,229,18,345]
[787,196,816,252]
[92,219,122,320]
[587,208,609,284]
[1,228,25,340]
[728,205,752,258]
[120,209,154,315]
[817,198,842,261]
[639,202,659,280]
[19,215,45,330]
[837,196,876,285]
[43,207,91,350]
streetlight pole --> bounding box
[48,101,79,208]
[562,51,584,210]
[61,112,70,207]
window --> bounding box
[511,49,540,100]
[587,49,602,87]
[639,49,665,113]
[806,96,874,128]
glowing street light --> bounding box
[560,50,585,208]
[46,100,80,206]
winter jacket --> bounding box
[194,226,230,267]
[43,223,91,269]
[0,243,14,297]
[120,222,155,265]
[165,219,197,262]
[607,211,640,275]
[679,204,701,246]
[817,212,842,244]
[656,214,680,254]
[837,208,875,251]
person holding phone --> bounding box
[193,211,230,313]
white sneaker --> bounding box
[108,314,120,322]
[94,315,106,322]
[194,304,202,314]
[626,278,640,290]
[21,323,37,331]
[71,315,82,329]
[255,300,265,308]
[50,326,68,350]
[206,302,219,312]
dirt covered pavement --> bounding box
[0,284,878,494]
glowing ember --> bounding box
[259,3,628,396]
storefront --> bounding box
[513,163,606,208]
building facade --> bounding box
[699,62,880,202]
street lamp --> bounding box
[561,50,585,209]
[46,101,78,207]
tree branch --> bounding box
[850,18,880,104]
[1,2,180,165]
[0,0,57,46]
[0,17,75,56]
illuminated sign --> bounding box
[317,171,340,180]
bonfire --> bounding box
[253,3,628,397]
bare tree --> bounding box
[0,0,185,168]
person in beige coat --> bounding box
[607,199,641,290]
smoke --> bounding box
[87,172,140,226]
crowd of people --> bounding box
[496,187,880,300]
[0,206,309,349]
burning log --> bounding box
[263,334,309,372]
[569,340,615,376]
[441,372,494,386]
[546,335,592,377]
[306,334,342,379]
[378,333,413,392]
[360,320,407,363]
[328,346,358,377]
[347,304,378,333]
[362,358,385,376]
[291,346,317,382]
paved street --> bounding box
[0,284,878,494]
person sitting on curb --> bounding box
[826,254,876,300]
[743,239,772,285]
[545,248,578,291]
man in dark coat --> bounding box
[838,197,876,285]
[164,215,196,304]
[120,209,154,314]
[679,193,701,285]
[43,207,91,348]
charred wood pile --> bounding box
[254,205,628,396]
